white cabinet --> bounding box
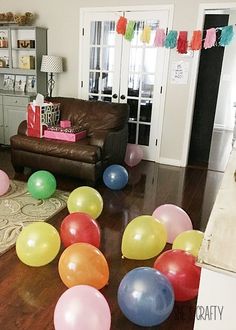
[194,145,236,330]
[1,95,30,145]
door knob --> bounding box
[120,95,126,100]
[112,94,118,99]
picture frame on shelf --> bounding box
[3,74,15,91]
[26,75,36,93]
[14,75,26,92]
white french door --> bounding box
[79,7,172,161]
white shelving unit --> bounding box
[0,26,47,144]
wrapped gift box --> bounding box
[60,120,71,128]
[44,129,86,142]
[27,102,60,138]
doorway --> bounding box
[188,13,229,170]
[183,3,236,171]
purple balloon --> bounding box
[152,204,193,244]
[125,144,143,167]
[54,285,111,330]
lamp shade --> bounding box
[41,55,63,73]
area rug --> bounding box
[0,180,69,255]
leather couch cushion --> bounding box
[47,97,129,135]
[11,135,101,163]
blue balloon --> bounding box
[118,267,174,327]
[103,165,128,190]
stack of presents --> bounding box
[27,101,86,142]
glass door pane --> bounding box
[80,8,170,162]
[123,19,158,149]
[119,10,169,160]
[89,21,114,101]
[80,12,123,102]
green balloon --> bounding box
[27,170,57,199]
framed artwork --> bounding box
[3,74,15,90]
[26,75,36,93]
[15,75,26,92]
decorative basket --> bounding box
[0,12,34,26]
[14,12,34,26]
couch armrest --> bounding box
[89,130,108,150]
[18,120,27,136]
[90,125,128,164]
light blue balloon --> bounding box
[118,267,174,327]
[103,165,128,190]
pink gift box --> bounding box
[60,120,71,128]
[44,129,86,142]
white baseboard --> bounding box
[159,157,182,167]
[214,124,233,131]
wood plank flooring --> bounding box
[0,147,224,330]
[208,129,233,172]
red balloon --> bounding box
[60,212,101,248]
[154,249,201,302]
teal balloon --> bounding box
[27,170,57,199]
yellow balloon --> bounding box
[16,222,61,267]
[172,230,204,257]
[121,215,167,260]
[67,186,103,219]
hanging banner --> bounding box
[115,15,235,51]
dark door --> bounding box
[188,14,229,166]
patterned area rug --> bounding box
[0,180,69,255]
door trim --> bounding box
[78,5,174,163]
[80,5,174,14]
[181,2,236,167]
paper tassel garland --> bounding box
[164,30,177,49]
[116,16,234,50]
[140,25,151,43]
[204,28,216,49]
[219,25,234,46]
[190,30,202,50]
[125,21,135,41]
[177,31,188,54]
[116,16,127,35]
[154,28,166,47]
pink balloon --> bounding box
[152,204,193,244]
[54,285,111,330]
[0,170,10,196]
[125,144,143,167]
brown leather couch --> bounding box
[10,97,129,184]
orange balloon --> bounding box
[58,243,109,289]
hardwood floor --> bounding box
[208,129,233,172]
[0,147,224,330]
[188,128,233,173]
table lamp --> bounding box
[40,55,63,97]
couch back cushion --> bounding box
[47,97,129,134]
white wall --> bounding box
[214,10,236,131]
[0,0,234,164]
